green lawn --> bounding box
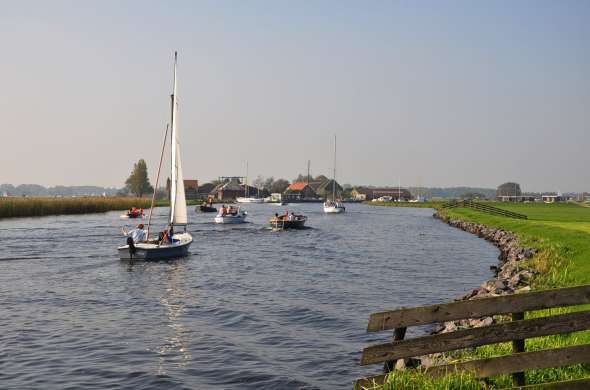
[442,202,590,286]
[369,202,590,389]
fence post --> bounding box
[512,312,526,386]
[383,327,407,372]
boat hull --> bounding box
[214,213,248,224]
[323,205,345,213]
[236,197,264,203]
[198,205,217,213]
[269,217,307,230]
[118,234,193,260]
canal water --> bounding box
[0,203,498,389]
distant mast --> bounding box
[332,135,337,201]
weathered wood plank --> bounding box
[512,378,590,389]
[383,327,406,372]
[512,312,526,386]
[427,344,590,379]
[367,285,590,331]
[361,310,590,365]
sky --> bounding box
[1,0,589,192]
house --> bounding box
[497,195,536,202]
[166,179,200,200]
[197,182,216,199]
[542,194,565,203]
[352,187,412,201]
[184,180,199,200]
[210,177,259,201]
[283,182,318,201]
[312,179,343,199]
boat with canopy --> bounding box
[119,52,193,260]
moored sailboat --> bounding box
[323,135,345,214]
[118,52,193,260]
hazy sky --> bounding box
[1,1,589,192]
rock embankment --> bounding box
[432,211,537,333]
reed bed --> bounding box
[0,197,151,219]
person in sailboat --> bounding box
[123,223,147,244]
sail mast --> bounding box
[169,52,178,225]
[332,135,336,201]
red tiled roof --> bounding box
[287,182,307,191]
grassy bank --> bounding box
[0,197,151,219]
[371,202,590,389]
[364,200,447,209]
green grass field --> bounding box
[369,201,590,389]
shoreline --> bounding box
[431,210,537,333]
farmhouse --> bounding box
[283,182,317,201]
[352,187,412,201]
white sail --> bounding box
[170,52,188,225]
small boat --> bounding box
[214,206,248,224]
[323,134,346,214]
[236,197,264,203]
[270,214,307,230]
[323,200,346,213]
[118,52,193,260]
[236,161,264,203]
[120,209,145,219]
[198,204,217,213]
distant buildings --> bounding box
[283,182,318,201]
[352,187,412,201]
[541,194,565,203]
[209,177,259,201]
[496,195,536,202]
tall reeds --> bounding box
[0,197,151,219]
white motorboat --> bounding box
[214,207,248,224]
[118,52,193,260]
[236,197,264,203]
[323,134,346,214]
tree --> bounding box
[293,173,313,183]
[271,178,290,193]
[125,159,153,197]
[252,175,265,190]
[263,176,275,191]
[314,174,329,183]
[496,182,522,197]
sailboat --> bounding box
[323,135,346,214]
[236,161,263,203]
[118,52,193,260]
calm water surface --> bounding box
[0,203,498,389]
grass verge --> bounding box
[367,202,590,389]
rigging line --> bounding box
[147,124,169,240]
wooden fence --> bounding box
[442,200,528,220]
[355,285,590,389]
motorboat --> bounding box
[269,214,307,230]
[214,206,248,224]
[118,52,193,260]
[120,209,145,219]
[198,204,217,212]
[236,197,264,203]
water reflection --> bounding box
[157,261,193,375]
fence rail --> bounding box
[354,285,590,389]
[441,200,528,219]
